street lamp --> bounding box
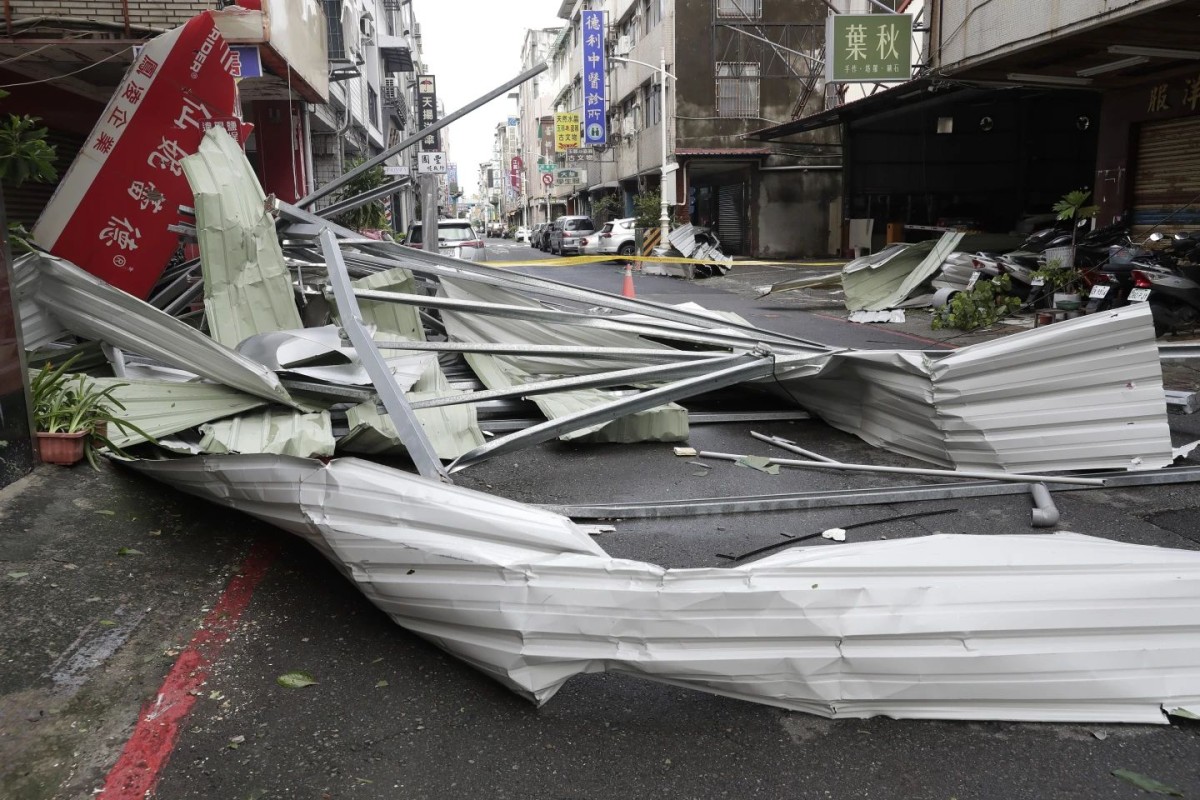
[611,46,676,254]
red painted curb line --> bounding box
[100,539,279,799]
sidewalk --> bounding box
[0,463,275,799]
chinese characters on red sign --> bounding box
[31,13,251,298]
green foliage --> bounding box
[591,193,623,224]
[0,90,58,188]
[331,159,392,232]
[633,190,661,229]
[931,274,1021,331]
[31,354,157,470]
[1031,258,1082,294]
[1052,188,1099,223]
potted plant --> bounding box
[1030,258,1085,310]
[31,356,153,468]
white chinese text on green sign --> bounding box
[827,14,912,83]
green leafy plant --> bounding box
[1,88,59,254]
[633,190,662,229]
[591,193,623,224]
[1030,258,1083,295]
[1052,187,1099,264]
[330,158,392,233]
[931,274,1021,331]
[31,355,156,469]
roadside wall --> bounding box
[6,1,212,30]
[755,170,841,258]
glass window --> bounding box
[717,0,761,18]
[715,62,760,118]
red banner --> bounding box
[32,13,250,299]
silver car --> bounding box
[596,217,638,258]
[548,215,596,256]
[405,220,486,261]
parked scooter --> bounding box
[1126,232,1200,336]
[1083,233,1177,313]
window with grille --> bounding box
[324,0,346,60]
[647,83,662,126]
[715,62,760,118]
[368,86,379,129]
[717,0,762,18]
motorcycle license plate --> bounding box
[1129,288,1151,302]
[966,271,981,290]
[1089,285,1109,299]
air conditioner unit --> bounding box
[613,35,632,57]
[383,76,399,102]
[360,13,376,46]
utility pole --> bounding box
[421,174,438,253]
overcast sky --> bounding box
[410,0,563,198]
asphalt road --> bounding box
[4,244,1200,800]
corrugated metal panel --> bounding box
[128,453,1200,723]
[87,377,268,448]
[1132,115,1200,238]
[437,279,689,443]
[182,130,303,348]
[842,234,964,312]
[780,303,1174,472]
[29,252,296,407]
[199,410,335,457]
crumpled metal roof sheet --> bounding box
[127,453,1200,723]
[843,233,964,312]
[86,376,268,448]
[438,278,689,442]
[199,409,335,458]
[29,253,296,407]
[780,303,1174,472]
[13,254,65,350]
[182,130,303,348]
[340,356,486,459]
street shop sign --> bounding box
[555,112,581,152]
[31,13,250,299]
[555,169,586,186]
[825,14,912,83]
[417,152,448,174]
[581,9,607,146]
[416,74,439,151]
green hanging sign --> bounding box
[826,14,913,83]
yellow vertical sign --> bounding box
[554,112,580,152]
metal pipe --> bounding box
[1029,482,1060,528]
[300,60,550,208]
[409,354,748,410]
[696,450,1107,486]
[372,340,721,360]
[544,466,1200,519]
[751,431,835,462]
[316,177,410,220]
[120,0,130,38]
[449,354,778,472]
[318,229,448,482]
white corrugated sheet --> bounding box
[779,303,1174,472]
[128,453,1200,723]
[182,130,303,348]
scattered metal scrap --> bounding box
[125,453,1200,724]
[18,120,1200,725]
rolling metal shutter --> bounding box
[717,183,745,255]
[1131,115,1200,238]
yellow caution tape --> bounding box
[484,255,847,268]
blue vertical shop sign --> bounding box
[581,10,607,146]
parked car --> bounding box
[548,215,596,255]
[596,217,638,258]
[515,226,531,243]
[404,220,486,261]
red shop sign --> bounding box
[32,13,251,299]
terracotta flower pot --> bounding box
[36,431,88,466]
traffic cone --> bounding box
[621,263,636,298]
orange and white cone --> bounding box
[621,263,636,298]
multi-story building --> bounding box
[513,0,840,257]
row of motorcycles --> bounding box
[950,221,1200,337]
